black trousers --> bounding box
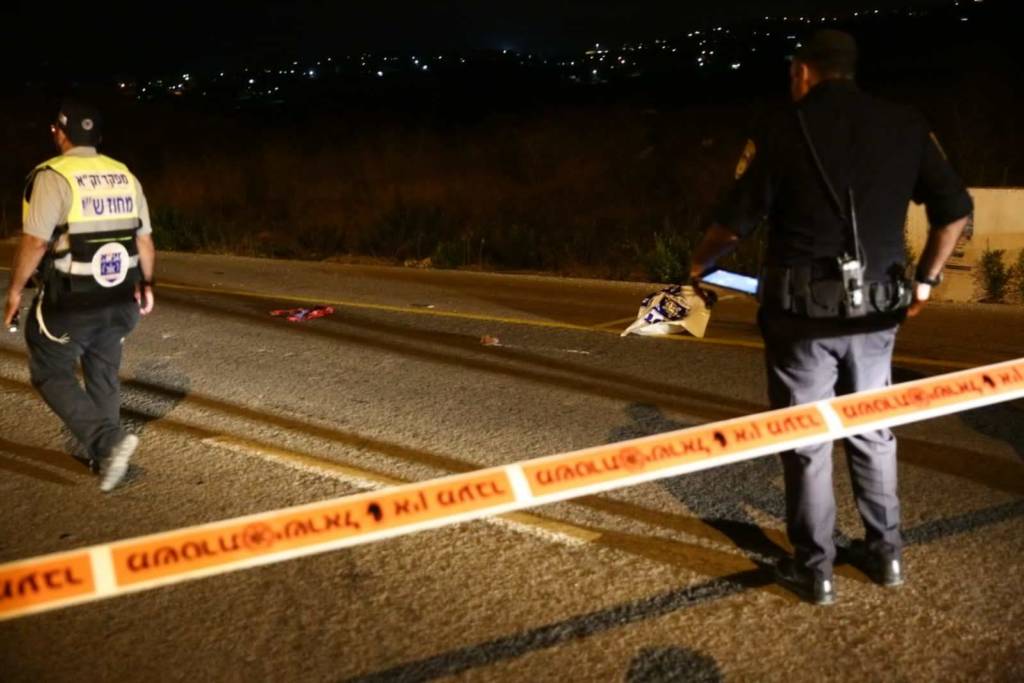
[760,311,903,579]
[25,299,139,462]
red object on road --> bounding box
[269,305,336,322]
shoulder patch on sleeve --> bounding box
[929,132,948,160]
[735,139,756,179]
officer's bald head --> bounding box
[793,30,858,80]
[789,31,858,101]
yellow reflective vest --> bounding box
[24,153,142,303]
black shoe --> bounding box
[774,558,836,605]
[847,540,904,587]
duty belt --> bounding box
[759,263,912,319]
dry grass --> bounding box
[115,104,750,279]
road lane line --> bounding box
[161,281,599,332]
[592,316,639,330]
[157,280,984,370]
[0,266,998,369]
[0,366,749,547]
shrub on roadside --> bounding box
[643,232,691,284]
[976,246,1009,302]
[431,239,468,269]
[1011,249,1024,302]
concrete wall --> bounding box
[906,188,1024,302]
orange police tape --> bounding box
[2,358,1023,621]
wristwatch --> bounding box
[914,267,942,287]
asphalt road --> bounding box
[1,248,1022,682]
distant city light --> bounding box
[117,4,974,105]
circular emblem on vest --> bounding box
[81,118,94,131]
[91,242,131,288]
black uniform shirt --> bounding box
[716,79,973,281]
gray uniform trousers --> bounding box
[25,299,139,463]
[760,314,902,579]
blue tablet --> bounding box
[700,268,759,296]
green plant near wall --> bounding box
[642,232,691,284]
[976,245,1009,302]
[1011,249,1024,302]
[431,239,468,269]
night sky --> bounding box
[2,0,955,76]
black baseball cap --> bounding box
[792,29,858,76]
[55,99,103,146]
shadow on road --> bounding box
[349,495,1024,683]
[0,434,86,486]
[626,646,724,683]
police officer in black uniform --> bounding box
[689,30,973,605]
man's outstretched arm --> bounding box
[688,224,742,281]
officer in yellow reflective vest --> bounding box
[3,99,157,492]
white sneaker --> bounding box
[100,434,139,492]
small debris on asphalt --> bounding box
[480,335,502,346]
[270,305,336,322]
